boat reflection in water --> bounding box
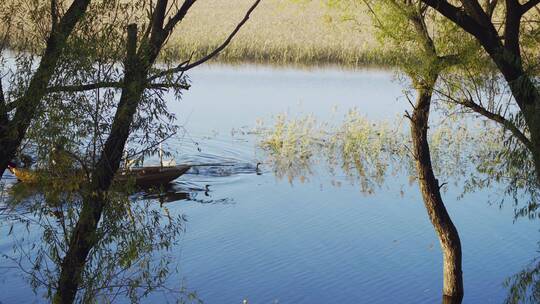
[140,182,234,205]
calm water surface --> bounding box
[1,64,538,303]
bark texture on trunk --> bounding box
[411,82,464,301]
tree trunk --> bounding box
[410,82,464,301]
[51,0,260,299]
[53,194,105,304]
[53,24,144,304]
[480,43,540,185]
[501,67,540,184]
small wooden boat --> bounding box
[7,162,191,187]
[116,165,191,187]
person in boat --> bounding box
[6,153,33,171]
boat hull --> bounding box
[9,165,191,187]
[115,165,191,187]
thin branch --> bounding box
[3,79,190,112]
[405,93,416,110]
[48,81,125,92]
[148,58,191,82]
[162,0,197,35]
[453,97,533,150]
[438,54,461,67]
[362,0,401,42]
[124,131,177,161]
[521,0,540,14]
[171,0,261,72]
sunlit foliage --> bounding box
[0,0,189,184]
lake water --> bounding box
[1,64,538,303]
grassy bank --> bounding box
[1,0,396,68]
[165,0,394,68]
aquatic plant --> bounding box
[256,110,525,198]
[256,110,405,193]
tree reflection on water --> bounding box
[256,109,539,218]
[256,109,540,303]
[0,182,204,303]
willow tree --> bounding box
[0,0,93,178]
[505,243,540,304]
[257,113,495,303]
[418,0,540,183]
[358,1,480,300]
[47,0,262,302]
[2,0,261,302]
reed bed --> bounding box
[0,0,398,68]
[167,0,394,67]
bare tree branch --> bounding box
[460,0,491,25]
[504,0,522,55]
[521,0,540,14]
[153,0,261,79]
[3,80,190,114]
[162,0,197,35]
[451,97,532,150]
[149,0,169,44]
[51,0,59,31]
[0,78,5,106]
[485,0,499,17]
[420,0,498,46]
